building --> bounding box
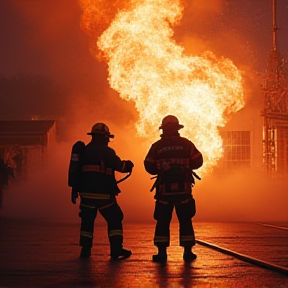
[0,120,56,178]
[216,0,288,178]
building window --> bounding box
[220,131,251,171]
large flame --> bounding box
[80,0,244,174]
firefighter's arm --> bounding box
[119,160,134,173]
[190,145,203,170]
[144,145,158,175]
[71,187,78,204]
[108,148,134,173]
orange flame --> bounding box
[80,0,244,175]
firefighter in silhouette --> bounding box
[68,123,134,259]
[144,115,203,263]
[5,146,22,179]
[0,158,9,208]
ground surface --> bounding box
[0,219,288,288]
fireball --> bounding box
[79,0,245,175]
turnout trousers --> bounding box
[79,195,124,256]
[153,199,196,248]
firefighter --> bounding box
[68,123,134,259]
[0,158,9,208]
[144,115,203,263]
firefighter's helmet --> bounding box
[87,123,114,138]
[159,115,184,130]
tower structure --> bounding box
[261,0,288,175]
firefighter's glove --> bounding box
[71,188,78,204]
[123,160,134,173]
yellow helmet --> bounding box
[87,123,114,138]
[159,115,184,130]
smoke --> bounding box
[0,0,93,80]
[1,0,286,128]
[194,171,288,222]
[1,141,78,222]
[175,0,263,74]
[1,0,288,223]
[1,124,287,223]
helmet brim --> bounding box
[159,124,184,130]
[87,132,114,138]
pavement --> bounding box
[0,219,288,288]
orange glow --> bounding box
[79,0,244,175]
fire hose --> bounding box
[192,171,201,180]
[116,172,131,184]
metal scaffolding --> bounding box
[261,0,288,175]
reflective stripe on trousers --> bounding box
[79,192,110,200]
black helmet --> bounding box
[87,123,114,138]
[159,115,184,130]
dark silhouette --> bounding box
[0,157,11,208]
[5,146,22,178]
[68,123,134,259]
[144,115,203,263]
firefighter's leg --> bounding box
[175,200,196,262]
[99,202,131,260]
[79,198,97,257]
[153,201,173,263]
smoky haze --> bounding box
[0,0,288,223]
[2,126,288,223]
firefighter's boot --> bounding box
[183,246,197,262]
[111,245,132,260]
[152,247,167,263]
[80,246,91,258]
